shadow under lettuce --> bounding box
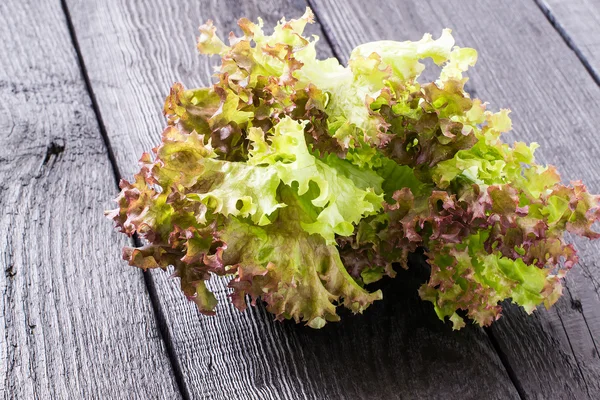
[248,252,518,399]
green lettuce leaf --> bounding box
[225,186,382,328]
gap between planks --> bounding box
[58,1,190,399]
[533,0,600,86]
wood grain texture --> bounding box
[535,0,600,83]
[0,0,181,398]
[308,0,600,398]
[64,0,519,398]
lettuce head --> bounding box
[108,8,600,329]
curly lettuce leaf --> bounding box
[247,117,383,242]
[225,186,382,328]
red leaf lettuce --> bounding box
[107,9,600,329]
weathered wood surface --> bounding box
[4,0,600,398]
[0,0,181,398]
[308,0,600,398]
[535,0,600,84]
[64,0,520,398]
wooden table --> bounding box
[2,1,599,398]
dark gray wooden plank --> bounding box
[0,0,181,398]
[308,0,600,398]
[535,0,600,84]
[64,0,520,398]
